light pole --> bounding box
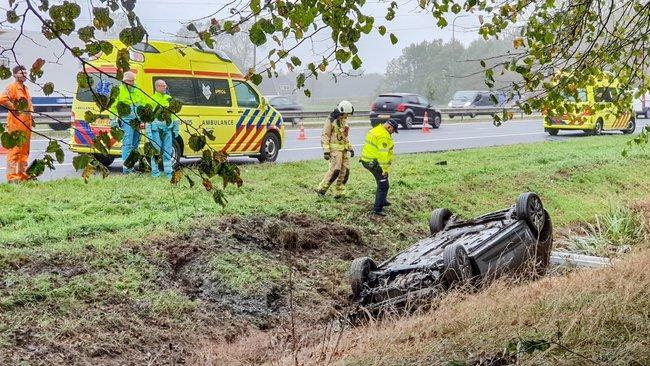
[452,14,472,43]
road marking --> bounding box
[282,132,547,151]
[0,162,74,171]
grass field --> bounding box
[1,135,649,364]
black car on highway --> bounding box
[370,93,442,129]
[348,192,553,312]
[266,95,303,125]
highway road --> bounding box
[1,118,647,183]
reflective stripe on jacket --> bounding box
[360,125,394,174]
[321,116,352,152]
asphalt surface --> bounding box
[1,118,648,183]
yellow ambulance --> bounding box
[543,76,636,136]
[70,40,284,166]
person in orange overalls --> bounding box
[0,65,33,183]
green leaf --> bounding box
[43,82,55,96]
[0,66,11,79]
[451,3,462,13]
[249,25,267,46]
[189,135,206,151]
[304,89,311,97]
[46,140,60,154]
[250,0,261,13]
[290,56,302,66]
[27,159,46,178]
[351,54,362,70]
[204,129,216,141]
[250,73,263,85]
[390,33,398,45]
[186,23,198,33]
[335,49,351,63]
[6,10,20,24]
[55,149,65,164]
[296,73,306,88]
[378,25,386,36]
[72,154,91,171]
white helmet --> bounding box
[337,100,354,115]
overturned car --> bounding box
[349,192,553,311]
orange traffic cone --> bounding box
[421,111,431,133]
[297,122,306,140]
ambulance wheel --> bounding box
[593,119,603,135]
[171,138,182,169]
[257,132,279,163]
[622,118,636,134]
[545,128,559,136]
[93,154,115,168]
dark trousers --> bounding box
[362,161,389,212]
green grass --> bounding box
[0,135,648,363]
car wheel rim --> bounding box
[406,117,413,128]
[265,138,276,157]
[528,197,545,233]
[456,248,472,280]
[435,117,441,127]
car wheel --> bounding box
[431,114,442,129]
[622,118,636,134]
[532,211,553,276]
[646,109,650,119]
[257,132,280,163]
[93,154,115,168]
[349,257,377,300]
[448,115,455,119]
[515,192,546,236]
[469,113,476,118]
[429,208,452,235]
[593,119,603,135]
[443,243,473,286]
[403,114,414,129]
[546,128,559,136]
[171,138,182,169]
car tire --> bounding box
[403,114,414,129]
[429,208,452,235]
[171,138,182,169]
[515,192,546,236]
[645,109,650,119]
[469,113,476,118]
[93,154,115,168]
[448,115,455,119]
[349,257,377,300]
[622,118,636,134]
[533,210,553,276]
[257,132,280,163]
[443,243,473,286]
[593,119,604,135]
[546,128,559,136]
[431,114,442,129]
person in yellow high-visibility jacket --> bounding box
[317,100,355,198]
[145,79,178,179]
[359,119,398,216]
[109,71,146,174]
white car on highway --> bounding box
[633,91,650,119]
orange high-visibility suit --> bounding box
[0,81,33,182]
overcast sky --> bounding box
[11,0,483,74]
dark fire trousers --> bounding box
[362,161,389,212]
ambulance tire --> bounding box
[93,154,115,168]
[593,119,603,135]
[546,128,559,136]
[171,138,182,169]
[257,132,280,163]
[622,118,636,134]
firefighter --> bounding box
[145,79,176,179]
[0,65,33,183]
[360,118,398,216]
[110,71,145,174]
[317,100,355,198]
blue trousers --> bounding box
[121,119,141,174]
[146,121,174,178]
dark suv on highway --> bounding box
[370,93,442,129]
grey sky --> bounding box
[12,0,483,74]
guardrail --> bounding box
[7,106,535,126]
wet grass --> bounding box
[0,135,649,364]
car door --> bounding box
[406,94,423,123]
[192,77,236,152]
[227,80,273,154]
[149,75,205,157]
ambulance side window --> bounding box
[152,77,199,106]
[195,78,232,107]
[233,81,260,109]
